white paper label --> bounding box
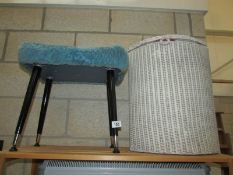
[112,121,122,128]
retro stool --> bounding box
[10,43,128,153]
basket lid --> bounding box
[128,34,206,52]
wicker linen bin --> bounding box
[128,35,220,155]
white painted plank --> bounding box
[0,0,207,12]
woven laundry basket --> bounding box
[128,35,220,155]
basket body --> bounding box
[128,35,220,155]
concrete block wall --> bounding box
[0,6,206,175]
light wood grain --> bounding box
[213,79,233,84]
[228,159,233,175]
[0,146,233,175]
[0,146,232,162]
[31,160,42,175]
[0,155,5,175]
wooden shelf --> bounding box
[0,146,232,162]
[0,146,233,175]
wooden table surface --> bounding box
[0,146,233,174]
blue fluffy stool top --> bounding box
[19,43,129,84]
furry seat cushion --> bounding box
[19,42,129,84]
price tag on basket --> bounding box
[112,121,122,128]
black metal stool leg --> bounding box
[106,69,120,153]
[10,66,41,151]
[107,76,114,149]
[34,77,53,147]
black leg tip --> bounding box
[113,147,120,153]
[34,143,40,147]
[9,146,17,152]
[110,144,114,148]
